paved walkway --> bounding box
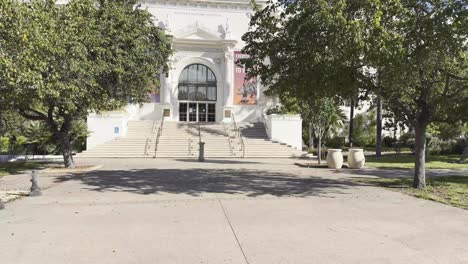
[0,158,467,264]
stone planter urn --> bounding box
[348,148,365,169]
[326,149,343,169]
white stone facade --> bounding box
[86,0,303,150]
[146,0,270,123]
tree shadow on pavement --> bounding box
[337,168,468,179]
[175,159,262,164]
[54,168,357,198]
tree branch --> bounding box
[17,109,47,121]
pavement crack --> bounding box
[215,194,250,264]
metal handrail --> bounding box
[144,120,157,156]
[153,112,165,158]
[231,113,245,158]
[144,138,151,156]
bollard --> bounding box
[0,201,4,210]
[198,142,205,162]
[28,170,42,197]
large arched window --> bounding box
[178,64,217,101]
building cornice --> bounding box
[141,0,267,8]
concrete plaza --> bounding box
[0,158,467,264]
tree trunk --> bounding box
[309,123,314,150]
[376,97,382,157]
[317,127,322,164]
[349,98,355,147]
[60,133,75,168]
[413,121,427,188]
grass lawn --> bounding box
[353,176,468,209]
[0,161,53,177]
[365,154,468,170]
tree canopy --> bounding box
[0,0,172,167]
[242,0,467,188]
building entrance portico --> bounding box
[85,0,303,152]
[177,64,218,122]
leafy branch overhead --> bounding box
[0,0,173,167]
[242,0,467,188]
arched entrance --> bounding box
[177,64,217,122]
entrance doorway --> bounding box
[177,64,217,122]
[179,102,216,122]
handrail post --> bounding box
[231,112,245,158]
[154,112,165,158]
[197,121,204,161]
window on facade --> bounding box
[207,86,216,101]
[178,64,217,101]
[178,86,188,100]
[188,86,197,100]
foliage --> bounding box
[399,131,467,155]
[383,136,396,148]
[241,0,369,110]
[0,0,172,167]
[325,136,346,149]
[22,121,55,154]
[427,122,467,141]
[346,110,377,147]
[264,105,289,115]
[0,110,25,137]
[242,0,467,188]
[0,120,88,155]
[367,0,467,187]
[307,98,347,144]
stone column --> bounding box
[224,46,233,107]
[162,71,171,105]
[161,57,177,120]
[223,47,234,122]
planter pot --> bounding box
[348,148,365,169]
[326,149,343,169]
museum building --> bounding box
[85,0,303,156]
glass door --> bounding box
[198,103,207,122]
[188,103,197,122]
[207,103,216,122]
[179,102,216,122]
[179,103,188,121]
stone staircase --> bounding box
[77,120,159,158]
[155,122,198,158]
[238,123,305,158]
[78,120,304,158]
[199,123,238,157]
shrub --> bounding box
[352,111,376,147]
[0,137,9,154]
[452,138,467,155]
[406,138,416,150]
[265,105,288,115]
[325,136,346,148]
[428,137,452,155]
[383,136,396,148]
[400,132,415,147]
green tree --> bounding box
[243,0,467,188]
[277,95,347,163]
[241,0,368,108]
[368,0,468,187]
[0,0,172,167]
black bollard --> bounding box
[198,142,205,162]
[0,201,4,210]
[28,170,42,197]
